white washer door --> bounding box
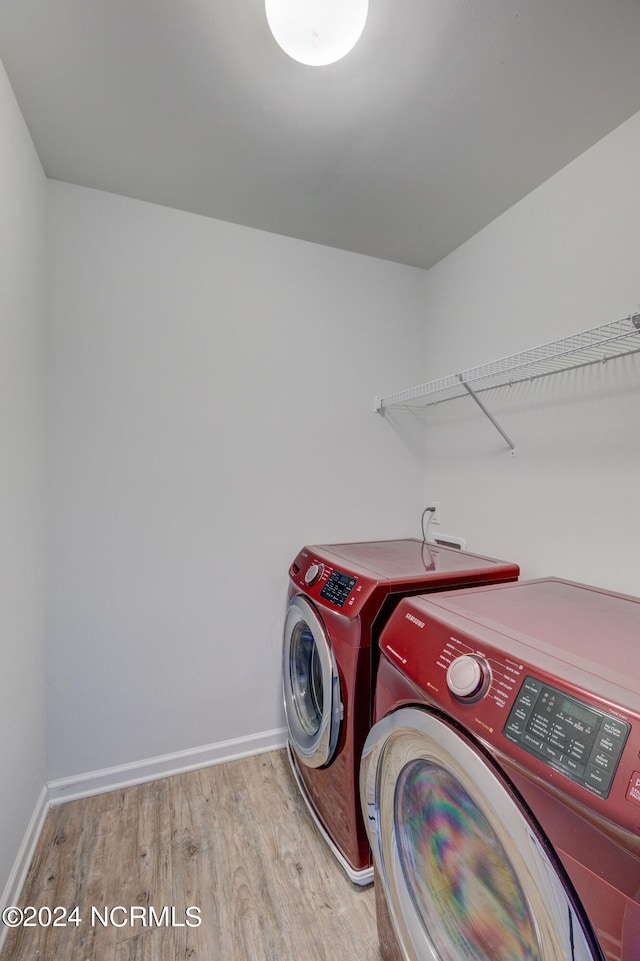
[360,707,604,961]
[283,595,342,768]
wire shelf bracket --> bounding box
[458,374,517,453]
[375,311,640,453]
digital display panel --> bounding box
[503,676,630,798]
[557,697,598,728]
[320,569,357,607]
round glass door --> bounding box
[289,616,325,737]
[395,759,539,960]
[283,596,342,768]
[360,707,604,961]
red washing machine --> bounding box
[360,578,640,961]
[282,538,519,884]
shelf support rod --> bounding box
[458,375,516,453]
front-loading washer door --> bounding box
[283,595,342,769]
[360,707,604,961]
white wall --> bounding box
[421,110,640,596]
[0,61,46,892]
[45,182,428,779]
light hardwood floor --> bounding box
[1,750,380,961]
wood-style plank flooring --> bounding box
[1,750,380,961]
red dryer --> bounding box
[282,538,519,884]
[361,577,640,960]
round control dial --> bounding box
[304,563,324,587]
[446,655,488,700]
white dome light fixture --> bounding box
[265,0,369,67]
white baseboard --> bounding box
[47,727,288,805]
[0,784,49,954]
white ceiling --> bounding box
[2,0,640,269]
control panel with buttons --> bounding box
[319,569,358,608]
[503,676,630,798]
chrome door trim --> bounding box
[360,706,603,961]
[282,595,342,768]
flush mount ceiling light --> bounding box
[265,0,369,66]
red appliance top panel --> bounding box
[408,577,640,694]
[311,538,519,583]
[289,539,519,623]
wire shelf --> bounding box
[375,312,640,412]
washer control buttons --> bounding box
[447,655,488,700]
[626,772,640,809]
[304,563,324,587]
[319,569,357,607]
[503,676,630,798]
